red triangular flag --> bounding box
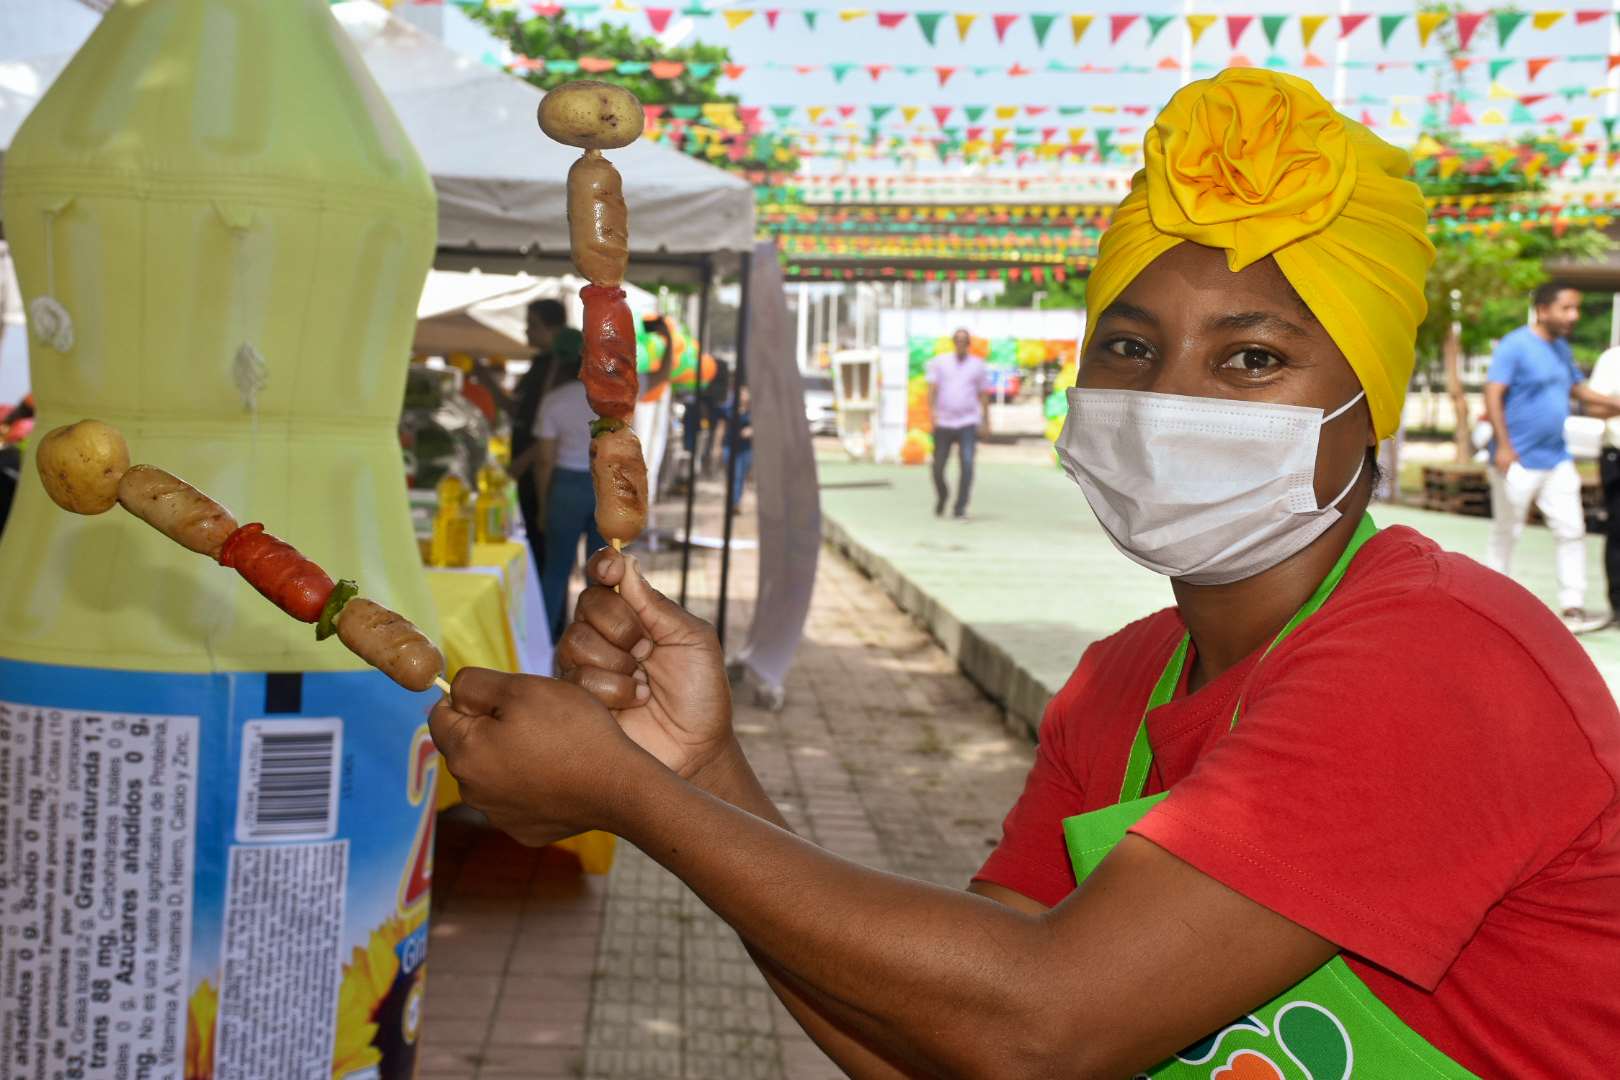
[1026,105,1049,115]
[1360,109,1378,127]
[1450,103,1474,125]
[931,105,954,125]
[877,11,906,27]
[1007,62,1032,75]
[722,63,746,79]
[645,6,674,31]
[532,1,563,14]
[1226,14,1253,47]
[765,9,780,27]
[1041,127,1058,141]
[865,64,890,79]
[1577,9,1608,23]
[1526,57,1555,81]
[1609,55,1620,72]
[935,66,956,86]
[1110,13,1140,43]
[966,126,985,140]
[1519,93,1549,105]
[1454,11,1485,48]
[642,104,666,120]
[838,105,856,118]
[738,105,761,124]
[1339,12,1370,37]
[993,13,1019,41]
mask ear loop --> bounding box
[1319,390,1369,511]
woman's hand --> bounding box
[428,667,651,847]
[557,548,738,791]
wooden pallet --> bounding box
[1419,464,1607,528]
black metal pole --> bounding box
[715,250,753,651]
[678,261,713,609]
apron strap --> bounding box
[1116,513,1379,803]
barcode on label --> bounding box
[236,718,344,843]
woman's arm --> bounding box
[531,439,558,515]
[430,665,1337,1080]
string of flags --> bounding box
[469,1,1620,54]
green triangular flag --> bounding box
[972,65,996,76]
[1603,117,1617,139]
[964,105,988,121]
[1145,14,1174,43]
[1261,14,1287,47]
[1095,127,1114,158]
[899,65,921,75]
[1059,105,1086,115]
[1378,13,1406,46]
[1457,88,1480,101]
[915,11,944,44]
[1046,59,1069,71]
[1495,10,1526,46]
[1511,103,1536,123]
[616,60,648,73]
[803,8,819,29]
[829,62,854,81]
[771,105,795,120]
[687,62,715,77]
[564,4,600,16]
[1030,13,1056,46]
[1265,53,1287,68]
[1420,108,1440,127]
[870,105,894,122]
[942,126,960,139]
[670,104,701,119]
[1015,126,1035,136]
[1489,58,1514,80]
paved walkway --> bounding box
[420,478,1033,1080]
[819,455,1620,736]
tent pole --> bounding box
[716,250,753,651]
[679,259,713,609]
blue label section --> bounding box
[395,922,430,977]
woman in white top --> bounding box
[531,328,606,641]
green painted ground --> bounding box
[817,456,1620,698]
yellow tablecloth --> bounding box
[425,540,617,874]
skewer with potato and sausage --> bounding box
[34,419,449,695]
[537,80,651,550]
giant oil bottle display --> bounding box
[0,1,441,1076]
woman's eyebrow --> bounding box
[1095,301,1160,327]
[1207,311,1313,339]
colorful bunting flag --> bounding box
[721,62,746,78]
[1527,57,1555,81]
[1531,11,1564,30]
[993,13,1019,41]
[954,12,977,39]
[931,105,952,124]
[915,10,943,42]
[649,58,683,77]
[1495,11,1527,47]
[876,10,905,26]
[1415,11,1447,46]
[579,56,615,72]
[838,9,870,20]
[1454,11,1485,49]
[1377,13,1406,47]
[1158,55,1181,68]
[1070,13,1094,43]
[1298,13,1327,47]
[1146,13,1174,43]
[1029,13,1055,46]
[1577,8,1609,23]
[645,6,674,31]
[1339,13,1369,38]
[1303,51,1326,67]
[1110,12,1139,43]
[935,65,956,85]
[765,9,779,27]
[901,106,920,123]
[1261,14,1286,47]
[802,9,818,28]
[1489,57,1514,80]
[722,8,753,28]
[1186,13,1218,43]
[1227,14,1253,47]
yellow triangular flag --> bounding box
[995,105,1018,120]
[1532,11,1564,29]
[1438,156,1464,179]
[839,8,870,20]
[991,127,1010,143]
[1390,109,1411,127]
[1413,134,1446,157]
[955,12,978,40]
[1068,127,1087,142]
[1092,103,1118,113]
[807,106,827,123]
[1581,152,1600,168]
[1479,108,1506,124]
[1524,152,1548,179]
[1594,87,1616,98]
[1490,147,1517,169]
[1187,13,1218,44]
[901,106,920,123]
[1488,81,1515,99]
[1571,117,1590,134]
[609,0,638,11]
[1416,11,1448,46]
[1299,13,1328,47]
[723,9,754,29]
[1069,13,1093,43]
[1117,142,1142,157]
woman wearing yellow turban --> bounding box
[424,71,1618,1079]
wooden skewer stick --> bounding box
[434,675,453,696]
[611,538,623,593]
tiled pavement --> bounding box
[419,483,1036,1079]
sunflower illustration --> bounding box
[185,979,218,1080]
[332,908,429,1080]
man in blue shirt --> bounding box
[1484,281,1620,632]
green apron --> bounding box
[1061,516,1482,1080]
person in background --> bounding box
[531,328,605,643]
[1483,281,1620,633]
[476,299,569,570]
[927,328,990,520]
[721,384,753,513]
[1587,340,1620,626]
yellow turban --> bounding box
[1084,69,1435,440]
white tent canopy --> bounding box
[414,270,658,358]
[0,0,755,283]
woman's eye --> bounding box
[1221,348,1283,372]
[1104,337,1152,360]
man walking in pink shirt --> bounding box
[927,328,991,520]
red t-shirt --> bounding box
[975,525,1620,1080]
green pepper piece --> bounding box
[316,579,359,641]
[590,417,622,437]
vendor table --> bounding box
[425,539,617,872]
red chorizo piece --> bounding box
[218,523,336,623]
[580,284,639,421]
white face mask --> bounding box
[1054,387,1366,586]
